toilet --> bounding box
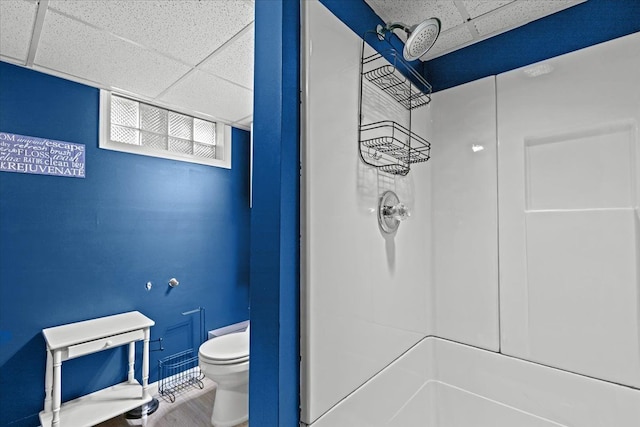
[198,325,250,427]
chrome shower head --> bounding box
[376,17,441,61]
[403,18,441,61]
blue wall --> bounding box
[250,0,300,426]
[0,61,251,426]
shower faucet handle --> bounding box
[378,190,410,234]
[384,202,410,221]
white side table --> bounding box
[39,311,155,427]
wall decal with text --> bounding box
[0,132,85,178]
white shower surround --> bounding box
[301,1,640,425]
[310,338,640,426]
[301,0,432,421]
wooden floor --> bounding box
[96,377,248,427]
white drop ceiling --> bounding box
[364,0,587,60]
[0,0,254,130]
[0,0,586,130]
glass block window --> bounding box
[100,90,230,168]
[109,94,216,159]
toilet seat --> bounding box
[200,354,249,365]
[199,332,249,365]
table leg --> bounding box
[128,342,136,384]
[142,328,150,399]
[43,347,52,412]
[52,350,62,427]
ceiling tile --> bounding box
[34,10,190,98]
[367,0,465,32]
[159,70,253,123]
[461,1,515,19]
[0,0,37,63]
[200,26,254,90]
[48,0,254,66]
[423,25,474,59]
[474,0,580,37]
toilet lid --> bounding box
[200,354,249,365]
[199,332,249,362]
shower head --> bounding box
[376,17,441,61]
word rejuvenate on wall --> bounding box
[0,132,85,178]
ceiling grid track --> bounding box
[453,1,480,39]
[26,0,49,66]
[154,21,255,101]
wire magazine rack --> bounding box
[358,32,432,176]
[158,307,206,403]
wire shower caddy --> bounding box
[358,32,432,176]
[158,307,206,403]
